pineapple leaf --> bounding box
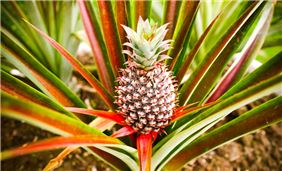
[137,134,152,171]
[1,92,103,136]
[172,9,220,81]
[78,1,115,93]
[162,1,182,40]
[152,73,281,170]
[112,126,136,138]
[65,107,125,126]
[164,96,282,170]
[1,35,85,107]
[1,2,81,82]
[206,4,274,102]
[116,0,128,45]
[167,1,199,61]
[179,1,267,105]
[97,1,125,76]
[24,19,116,110]
[1,92,138,170]
[171,101,218,122]
[43,147,77,171]
[91,146,138,171]
[134,1,152,30]
[220,51,282,100]
[0,70,78,119]
[1,135,121,160]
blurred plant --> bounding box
[1,1,81,82]
[1,1,282,171]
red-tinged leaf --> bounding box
[137,134,152,171]
[65,107,125,126]
[168,1,199,60]
[1,92,103,136]
[1,70,53,109]
[134,1,152,29]
[163,1,182,40]
[111,126,136,138]
[97,1,125,76]
[206,38,258,103]
[1,70,78,119]
[116,0,128,45]
[89,118,116,131]
[164,96,282,170]
[2,93,135,170]
[173,13,220,81]
[206,4,273,103]
[174,102,199,113]
[44,118,117,171]
[221,51,282,100]
[1,45,81,107]
[179,1,264,105]
[1,134,121,160]
[78,0,115,93]
[172,101,218,122]
[23,19,115,110]
[151,132,158,142]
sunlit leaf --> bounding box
[179,1,266,105]
[152,73,281,170]
[65,107,125,126]
[206,3,274,102]
[24,19,115,110]
[162,1,182,40]
[79,0,115,93]
[1,2,81,82]
[167,1,199,61]
[0,70,78,119]
[173,10,220,81]
[97,1,125,76]
[221,51,282,99]
[164,96,282,170]
[1,135,121,160]
[137,134,152,171]
[1,41,85,107]
[112,126,136,138]
[1,92,103,136]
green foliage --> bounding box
[1,1,81,82]
[1,1,281,171]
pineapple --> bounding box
[115,17,178,134]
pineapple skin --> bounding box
[115,61,177,134]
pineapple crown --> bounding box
[122,17,172,70]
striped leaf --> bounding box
[1,135,121,160]
[97,1,125,76]
[24,20,115,110]
[164,96,282,170]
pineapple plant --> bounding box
[116,18,177,134]
[1,1,282,171]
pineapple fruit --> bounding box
[115,18,178,134]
